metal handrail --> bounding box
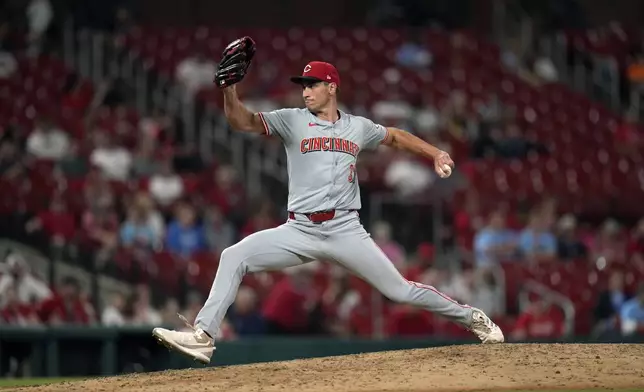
[518,279,576,337]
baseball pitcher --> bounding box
[153,37,504,364]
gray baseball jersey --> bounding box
[193,107,478,342]
[258,108,387,213]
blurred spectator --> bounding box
[81,196,119,257]
[175,51,216,100]
[25,196,76,245]
[470,269,504,318]
[206,165,246,218]
[405,242,435,282]
[593,270,629,335]
[476,93,507,131]
[511,297,565,341]
[138,108,175,142]
[0,140,22,175]
[120,206,159,252]
[124,285,161,326]
[387,304,434,337]
[181,290,203,326]
[90,131,132,181]
[590,219,627,264]
[39,276,94,325]
[132,138,160,178]
[83,168,114,208]
[627,218,644,259]
[263,263,319,335]
[533,56,558,83]
[474,211,517,268]
[321,267,359,336]
[113,6,135,37]
[149,160,184,207]
[555,214,587,261]
[439,268,474,305]
[165,202,206,259]
[227,285,265,336]
[102,292,127,326]
[61,74,94,115]
[493,124,547,159]
[494,123,538,159]
[0,50,17,79]
[372,90,414,126]
[160,297,182,329]
[442,90,475,141]
[240,201,279,239]
[26,118,71,160]
[26,0,53,56]
[395,33,432,69]
[372,221,405,268]
[0,253,52,305]
[413,95,440,138]
[518,211,556,263]
[0,284,41,325]
[384,154,434,198]
[132,192,165,243]
[203,205,235,253]
[620,284,644,336]
[453,190,485,243]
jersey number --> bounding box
[348,164,357,183]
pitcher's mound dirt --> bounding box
[16,344,644,392]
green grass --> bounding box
[0,378,84,388]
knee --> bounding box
[219,245,247,271]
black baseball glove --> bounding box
[214,36,256,88]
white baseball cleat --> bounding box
[152,314,215,364]
[469,307,505,344]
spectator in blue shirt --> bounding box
[165,202,206,258]
[395,33,432,70]
[620,284,644,336]
[474,210,518,268]
[519,211,557,263]
[227,285,265,336]
[120,207,158,250]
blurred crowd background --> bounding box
[2,0,644,376]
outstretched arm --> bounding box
[381,127,454,178]
[222,86,266,134]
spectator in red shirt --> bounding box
[25,196,76,245]
[38,276,94,325]
[320,267,359,336]
[263,263,318,335]
[387,304,435,337]
[61,74,94,115]
[205,165,245,219]
[81,196,119,257]
[628,218,644,258]
[511,297,565,341]
[1,284,41,326]
[405,242,435,282]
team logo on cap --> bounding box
[304,64,312,73]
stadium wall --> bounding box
[0,327,641,378]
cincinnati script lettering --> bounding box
[300,137,360,157]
